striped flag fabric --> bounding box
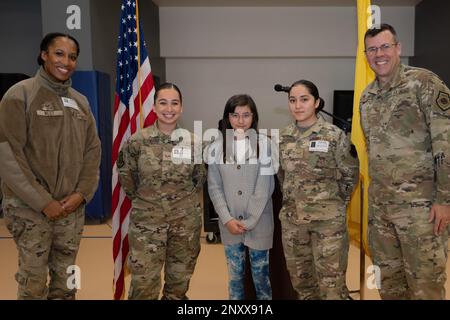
[112,0,157,300]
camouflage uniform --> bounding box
[0,67,101,300]
[117,122,206,300]
[4,202,85,300]
[278,117,359,300]
[360,63,450,300]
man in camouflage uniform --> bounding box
[279,88,359,300]
[118,118,205,300]
[360,24,450,299]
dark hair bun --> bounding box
[316,97,325,113]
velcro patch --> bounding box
[436,91,450,112]
[117,151,124,168]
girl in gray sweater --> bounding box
[207,94,274,300]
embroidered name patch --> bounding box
[36,110,63,116]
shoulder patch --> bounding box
[436,91,450,112]
[117,151,125,168]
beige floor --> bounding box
[0,218,449,300]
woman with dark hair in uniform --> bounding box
[0,32,101,300]
[278,80,358,300]
[118,83,206,300]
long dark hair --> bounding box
[289,79,325,114]
[221,94,259,162]
[37,32,80,66]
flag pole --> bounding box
[136,0,143,129]
[350,0,374,299]
[359,177,365,300]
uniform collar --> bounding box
[145,120,181,140]
[287,116,325,139]
[36,66,72,96]
[367,63,404,95]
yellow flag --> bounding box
[347,0,375,254]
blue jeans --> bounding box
[224,243,272,300]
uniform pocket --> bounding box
[282,148,303,172]
[69,109,87,121]
[4,210,26,239]
[300,200,344,222]
[31,111,64,133]
[307,150,336,179]
[139,145,162,177]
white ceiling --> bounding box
[153,0,423,7]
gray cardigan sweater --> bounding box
[207,137,275,250]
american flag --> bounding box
[112,0,157,300]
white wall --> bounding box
[159,6,415,131]
[167,58,356,130]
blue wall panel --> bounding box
[72,71,112,221]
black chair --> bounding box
[203,175,221,243]
[0,73,30,100]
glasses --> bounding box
[364,43,398,56]
[229,112,253,120]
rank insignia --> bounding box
[41,102,54,111]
